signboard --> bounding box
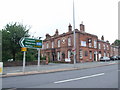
[19,37,42,49]
[21,47,27,51]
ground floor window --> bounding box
[57,52,61,61]
[107,53,110,57]
[85,51,88,57]
[79,49,83,59]
[68,50,71,59]
[89,51,92,59]
[104,52,106,57]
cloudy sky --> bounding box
[0,0,119,44]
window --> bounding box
[46,43,49,48]
[42,44,44,49]
[57,52,61,61]
[104,52,106,57]
[79,49,83,59]
[98,43,101,49]
[68,50,71,59]
[52,42,54,48]
[68,37,71,46]
[85,51,88,56]
[88,38,92,47]
[107,53,109,57]
[103,44,106,50]
[81,41,86,47]
[58,40,60,47]
[107,45,109,50]
[114,48,115,51]
[89,43,92,47]
[89,51,92,59]
[94,40,97,48]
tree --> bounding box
[2,22,30,62]
[113,39,120,46]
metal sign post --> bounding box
[23,51,26,73]
[38,48,40,67]
[37,48,40,71]
[21,47,27,73]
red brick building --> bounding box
[41,23,118,63]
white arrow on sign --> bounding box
[19,37,25,47]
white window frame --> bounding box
[68,37,71,46]
[57,52,61,61]
[80,49,83,59]
[89,51,92,59]
[89,43,92,48]
[98,43,101,49]
[103,44,106,50]
[68,50,71,59]
[46,43,49,48]
[42,44,44,49]
[94,40,97,48]
[58,40,60,47]
[81,41,86,47]
[52,42,54,48]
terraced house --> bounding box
[41,23,118,63]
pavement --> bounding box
[2,60,119,77]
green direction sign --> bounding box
[19,37,42,49]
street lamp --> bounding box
[73,0,76,64]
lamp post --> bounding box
[73,0,76,64]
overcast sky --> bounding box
[0,0,119,44]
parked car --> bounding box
[117,56,120,60]
[100,57,110,62]
[110,56,118,60]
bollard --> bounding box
[0,62,3,75]
[0,62,3,90]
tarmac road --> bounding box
[2,64,118,88]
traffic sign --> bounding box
[21,47,27,51]
[19,37,42,49]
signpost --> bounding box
[19,37,42,49]
[19,37,42,72]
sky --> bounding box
[0,0,119,44]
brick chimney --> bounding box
[68,23,72,32]
[55,29,59,36]
[46,33,51,39]
[101,35,104,41]
[80,21,85,32]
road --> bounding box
[2,64,118,88]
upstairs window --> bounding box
[52,42,54,48]
[68,37,71,46]
[98,43,101,49]
[94,40,97,48]
[58,40,60,47]
[81,41,86,47]
[46,43,49,48]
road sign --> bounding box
[21,47,27,51]
[19,37,42,49]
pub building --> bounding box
[41,22,118,63]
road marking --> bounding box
[54,73,104,84]
[109,62,116,64]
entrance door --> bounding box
[52,52,55,61]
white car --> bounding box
[100,57,110,62]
